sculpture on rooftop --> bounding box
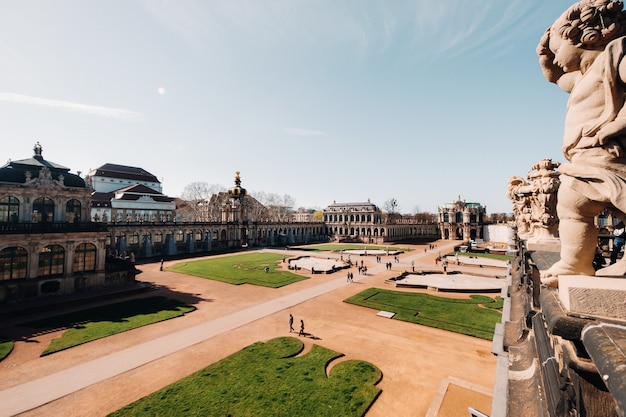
[507,159,561,244]
[537,0,626,286]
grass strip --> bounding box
[23,296,195,356]
[167,252,308,288]
[452,252,513,261]
[295,244,411,253]
[0,339,13,362]
[110,337,381,417]
[345,288,502,340]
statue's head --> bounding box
[554,0,626,49]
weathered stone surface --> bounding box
[570,288,626,320]
[558,275,626,321]
[582,323,626,417]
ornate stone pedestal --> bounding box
[558,275,626,321]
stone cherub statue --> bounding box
[537,0,626,286]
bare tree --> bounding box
[252,191,296,222]
[414,212,436,223]
[383,198,399,214]
[179,182,225,221]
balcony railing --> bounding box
[0,222,107,234]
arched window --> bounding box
[0,247,28,280]
[154,232,163,243]
[73,243,96,274]
[128,232,139,245]
[38,244,65,277]
[0,196,19,223]
[33,197,55,223]
[66,199,81,223]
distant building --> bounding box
[323,200,384,243]
[323,200,439,243]
[438,197,486,241]
[292,208,316,223]
[0,143,115,302]
[87,163,176,223]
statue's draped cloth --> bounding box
[560,36,626,215]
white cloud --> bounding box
[284,128,326,137]
[0,92,140,121]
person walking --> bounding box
[299,319,305,337]
[611,222,626,265]
[289,314,294,333]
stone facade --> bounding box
[323,200,385,243]
[0,144,111,303]
[437,197,486,241]
[323,200,439,243]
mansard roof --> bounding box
[90,184,174,207]
[113,184,174,202]
[115,184,163,195]
[325,201,380,211]
[90,163,160,183]
[0,143,86,188]
[439,199,484,210]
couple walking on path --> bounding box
[289,313,305,336]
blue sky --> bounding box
[0,1,576,214]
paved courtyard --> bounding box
[0,241,501,417]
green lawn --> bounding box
[0,339,13,362]
[454,252,513,261]
[23,296,195,356]
[295,244,411,253]
[109,337,381,417]
[167,252,308,288]
[345,288,502,340]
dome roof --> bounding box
[0,142,87,188]
[227,171,247,198]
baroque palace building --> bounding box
[437,197,486,241]
[0,143,110,302]
[323,200,439,243]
